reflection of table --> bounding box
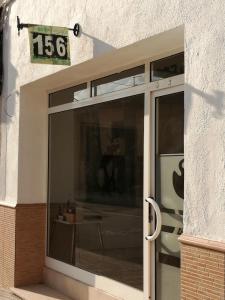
[50,219,104,264]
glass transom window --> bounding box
[91,65,145,97]
[150,52,184,82]
[49,83,89,107]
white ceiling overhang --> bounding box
[22,25,184,93]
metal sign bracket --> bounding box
[17,16,80,37]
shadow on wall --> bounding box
[0,0,18,200]
[1,0,18,125]
[82,31,115,57]
[184,83,225,236]
[185,84,225,133]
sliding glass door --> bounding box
[152,88,184,300]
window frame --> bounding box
[46,49,184,300]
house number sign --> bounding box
[29,25,71,65]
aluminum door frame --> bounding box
[143,84,184,300]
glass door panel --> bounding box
[48,94,144,290]
[155,91,184,300]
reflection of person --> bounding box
[98,155,116,193]
[97,138,125,194]
[106,137,122,155]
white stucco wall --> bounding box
[0,0,225,242]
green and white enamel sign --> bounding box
[29,25,70,65]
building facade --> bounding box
[0,1,225,300]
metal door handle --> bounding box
[145,197,162,241]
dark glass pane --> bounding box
[151,53,184,82]
[49,83,88,107]
[91,65,145,96]
[156,92,184,154]
[48,94,144,290]
[155,92,184,300]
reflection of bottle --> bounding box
[64,200,76,223]
[58,206,64,221]
[66,200,71,212]
[172,159,184,199]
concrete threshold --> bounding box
[11,285,72,300]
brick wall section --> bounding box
[0,206,15,287]
[15,204,46,286]
[180,235,225,300]
[0,204,46,288]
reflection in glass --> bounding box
[91,66,145,97]
[48,94,144,290]
[151,53,184,82]
[49,83,89,107]
[155,92,184,300]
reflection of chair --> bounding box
[50,216,104,264]
[82,214,104,250]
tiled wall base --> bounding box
[44,267,119,300]
[1,205,224,300]
[0,206,16,287]
[0,204,46,288]
[180,235,225,300]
